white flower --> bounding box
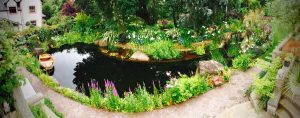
[166,71,171,76]
[133,34,136,39]
[165,84,173,89]
[150,37,155,41]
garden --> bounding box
[1,0,300,117]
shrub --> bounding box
[227,37,240,58]
[122,93,140,112]
[0,32,22,106]
[105,90,122,111]
[89,89,104,108]
[268,0,300,42]
[178,29,196,47]
[232,54,253,71]
[134,87,155,111]
[166,75,210,104]
[144,40,181,60]
[73,12,95,33]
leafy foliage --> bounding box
[232,54,253,71]
[210,49,227,66]
[30,105,47,118]
[165,75,211,104]
[144,40,181,60]
[193,45,206,56]
[252,57,282,108]
[42,0,65,20]
[0,31,22,107]
[268,0,300,42]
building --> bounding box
[0,0,43,30]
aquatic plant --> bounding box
[193,45,206,56]
[144,40,181,60]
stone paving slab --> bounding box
[215,101,274,118]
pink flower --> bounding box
[104,79,118,97]
[212,76,223,86]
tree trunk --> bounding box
[172,6,178,28]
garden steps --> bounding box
[282,92,300,110]
[275,107,292,118]
[41,103,59,118]
[276,98,300,118]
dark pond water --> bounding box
[49,43,205,96]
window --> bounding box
[29,6,35,13]
[9,7,17,13]
[30,20,36,26]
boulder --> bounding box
[130,51,150,61]
[197,60,224,75]
[95,38,108,47]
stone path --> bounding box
[17,67,262,118]
[215,101,274,118]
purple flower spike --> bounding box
[92,81,95,88]
[110,81,118,97]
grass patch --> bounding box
[44,98,64,118]
[31,104,47,118]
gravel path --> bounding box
[17,67,262,118]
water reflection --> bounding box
[49,43,199,96]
